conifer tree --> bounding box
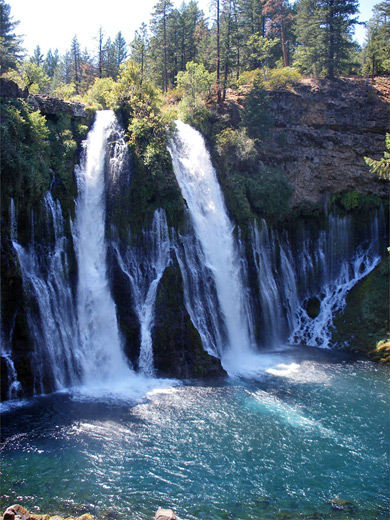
[293,0,323,76]
[318,0,359,79]
[131,23,148,83]
[0,0,24,73]
[261,0,293,67]
[150,0,173,92]
[363,0,390,78]
[44,49,60,78]
[113,31,128,70]
[70,35,81,93]
[30,45,44,66]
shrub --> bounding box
[263,67,302,90]
[241,75,273,140]
[84,77,117,109]
[246,166,294,220]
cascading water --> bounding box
[173,230,225,357]
[250,211,383,349]
[168,121,256,370]
[288,212,382,348]
[72,110,133,387]
[251,220,285,347]
[10,193,80,393]
[0,200,22,399]
[112,208,171,375]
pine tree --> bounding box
[150,0,173,92]
[96,26,105,78]
[237,0,265,70]
[103,37,118,78]
[293,0,323,76]
[363,0,390,78]
[30,45,44,66]
[113,31,128,70]
[318,0,359,79]
[261,0,293,67]
[0,0,24,73]
[70,35,81,93]
[130,23,148,82]
[44,49,60,78]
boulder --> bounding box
[27,94,86,118]
[3,505,30,520]
[0,78,28,99]
[155,509,178,520]
[152,260,226,379]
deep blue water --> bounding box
[1,346,389,520]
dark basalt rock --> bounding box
[0,78,28,99]
[27,94,86,118]
[152,259,226,378]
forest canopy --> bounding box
[1,0,389,104]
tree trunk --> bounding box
[163,10,168,92]
[281,19,288,67]
[216,0,221,103]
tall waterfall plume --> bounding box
[168,121,256,370]
[73,110,133,387]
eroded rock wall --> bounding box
[262,78,389,206]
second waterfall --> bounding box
[168,121,256,371]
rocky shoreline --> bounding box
[2,505,180,520]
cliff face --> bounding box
[263,78,389,206]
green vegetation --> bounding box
[213,81,294,227]
[364,133,390,180]
[2,0,388,106]
[0,96,87,243]
[331,189,386,213]
[362,0,390,78]
[332,257,390,359]
[176,61,213,131]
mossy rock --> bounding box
[332,256,389,358]
[370,339,390,363]
[152,258,226,378]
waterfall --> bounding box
[251,221,285,346]
[168,121,255,369]
[112,209,171,375]
[250,211,383,349]
[73,110,133,386]
[288,213,382,348]
[10,193,80,393]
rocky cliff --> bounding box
[230,77,389,207]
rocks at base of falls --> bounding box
[152,261,226,378]
[1,506,182,520]
[155,509,181,520]
[332,257,390,360]
[2,505,94,520]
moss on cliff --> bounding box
[0,97,89,244]
[152,260,226,378]
[332,256,389,358]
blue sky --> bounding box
[9,0,378,57]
